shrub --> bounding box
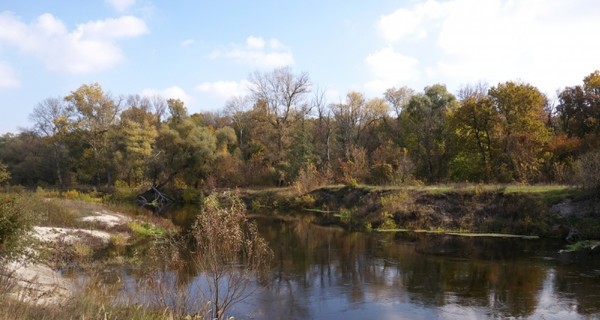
[293,163,323,194]
[128,221,165,237]
[0,194,36,263]
[63,189,80,200]
[574,150,600,190]
[189,192,273,319]
[112,180,138,202]
[0,162,10,185]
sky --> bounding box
[0,0,599,134]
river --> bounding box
[111,213,600,319]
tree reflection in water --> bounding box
[243,216,600,319]
[112,214,600,319]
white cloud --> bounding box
[210,36,294,69]
[377,0,445,41]
[106,0,136,13]
[0,11,148,74]
[0,62,20,89]
[371,0,600,95]
[196,80,251,99]
[181,38,194,47]
[364,47,420,94]
[246,36,265,49]
[141,86,193,106]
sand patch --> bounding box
[6,261,72,305]
[32,226,111,244]
[80,210,130,228]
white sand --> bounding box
[80,210,130,227]
[6,261,72,305]
[32,226,112,244]
[6,209,133,304]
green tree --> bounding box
[115,118,158,186]
[65,83,121,185]
[153,100,217,189]
[448,83,499,181]
[402,84,457,182]
[0,132,54,186]
[489,81,550,182]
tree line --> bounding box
[1,67,599,192]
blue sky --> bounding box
[1,0,599,133]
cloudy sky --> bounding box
[0,0,599,133]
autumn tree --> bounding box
[65,83,121,185]
[556,70,600,151]
[248,67,311,184]
[448,83,499,181]
[489,81,550,182]
[114,102,159,186]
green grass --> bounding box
[128,221,166,237]
[564,240,600,252]
[503,185,580,204]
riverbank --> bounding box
[241,184,599,241]
[0,196,176,317]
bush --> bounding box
[190,192,273,319]
[112,180,139,202]
[0,194,37,263]
[293,163,331,194]
[0,162,10,185]
[575,150,600,190]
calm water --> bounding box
[111,213,600,319]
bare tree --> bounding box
[312,88,333,166]
[384,86,414,119]
[224,95,252,148]
[248,67,311,164]
[29,97,73,187]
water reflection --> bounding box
[240,216,600,319]
[101,213,600,319]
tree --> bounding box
[224,95,252,151]
[248,67,311,182]
[312,88,334,168]
[448,83,499,181]
[0,132,54,186]
[29,97,73,187]
[402,84,457,182]
[556,70,600,149]
[153,100,217,189]
[489,81,550,182]
[331,91,366,159]
[65,83,121,185]
[383,86,414,144]
[190,192,272,319]
[115,119,158,186]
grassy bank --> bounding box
[241,184,598,240]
